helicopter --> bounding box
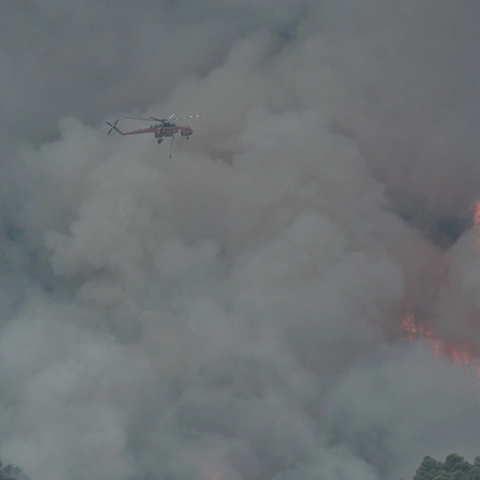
[105,113,201,157]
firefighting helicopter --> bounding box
[105,113,201,157]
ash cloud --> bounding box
[1,2,480,480]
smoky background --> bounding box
[1,1,480,480]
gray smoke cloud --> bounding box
[2,1,480,480]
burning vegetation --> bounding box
[399,200,480,382]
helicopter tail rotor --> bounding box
[105,119,123,135]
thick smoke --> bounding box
[1,1,480,480]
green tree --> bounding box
[414,456,443,480]
[469,457,480,480]
[413,454,480,480]
[0,460,29,480]
[444,454,470,474]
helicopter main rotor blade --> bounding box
[124,115,169,125]
[124,116,155,121]
[123,113,201,124]
[173,114,202,121]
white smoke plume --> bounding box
[1,1,480,480]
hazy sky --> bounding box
[1,2,480,480]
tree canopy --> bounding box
[413,454,480,480]
[0,460,30,480]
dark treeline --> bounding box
[413,454,480,480]
[0,460,29,480]
[1,453,479,480]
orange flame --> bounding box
[400,313,480,383]
[472,200,480,226]
[202,464,225,480]
[400,314,435,341]
[399,200,480,388]
[442,343,473,365]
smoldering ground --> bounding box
[1,1,480,480]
